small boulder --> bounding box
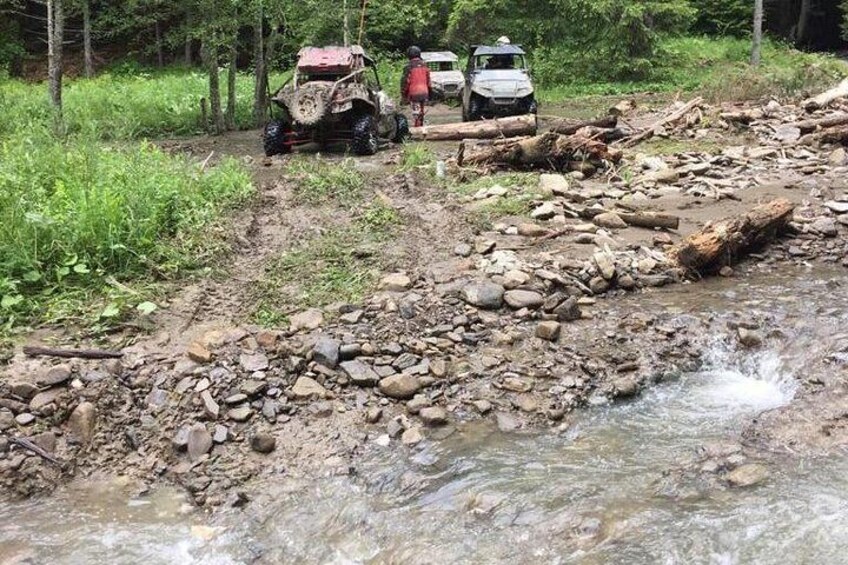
[36,365,72,387]
[401,426,424,446]
[461,282,505,310]
[239,352,269,372]
[593,212,627,230]
[379,273,412,292]
[504,290,544,310]
[290,308,324,332]
[312,337,341,368]
[419,406,448,427]
[539,173,569,195]
[340,360,380,387]
[187,343,213,364]
[737,327,763,348]
[379,374,421,400]
[67,402,97,444]
[250,432,276,454]
[530,202,557,220]
[291,376,328,400]
[725,464,769,488]
[187,423,213,461]
[593,252,616,280]
[554,296,581,322]
[536,321,562,342]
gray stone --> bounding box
[241,380,266,397]
[725,464,769,488]
[212,424,229,444]
[419,406,448,427]
[290,308,324,332]
[536,321,562,341]
[530,202,557,220]
[339,343,361,361]
[593,212,627,229]
[406,395,431,414]
[504,290,544,310]
[401,426,424,446]
[811,217,838,238]
[227,406,253,422]
[828,147,848,166]
[473,400,493,414]
[239,352,269,373]
[495,412,521,432]
[824,200,848,214]
[29,388,63,412]
[340,360,380,387]
[187,423,213,461]
[225,393,248,405]
[291,376,328,400]
[737,327,763,348]
[250,432,276,454]
[201,391,219,419]
[539,173,569,195]
[9,382,38,401]
[365,407,383,423]
[14,413,35,426]
[379,273,412,292]
[36,365,72,387]
[589,276,610,294]
[454,243,473,257]
[461,282,505,310]
[554,296,582,322]
[379,374,421,400]
[594,252,616,280]
[67,402,97,444]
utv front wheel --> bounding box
[263,119,291,157]
[351,115,379,156]
[392,114,410,143]
[467,96,484,121]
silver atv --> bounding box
[461,44,537,122]
[421,51,464,101]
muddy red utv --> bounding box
[264,46,409,156]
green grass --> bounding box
[0,129,254,332]
[252,198,403,325]
[285,156,365,204]
[537,36,848,102]
[400,142,436,171]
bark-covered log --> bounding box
[548,115,617,135]
[803,79,848,113]
[720,110,762,125]
[799,127,848,146]
[411,114,537,141]
[23,346,124,359]
[617,211,680,230]
[791,113,848,134]
[668,198,795,275]
[457,132,622,171]
[618,97,704,148]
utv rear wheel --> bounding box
[393,114,410,143]
[467,96,484,121]
[263,119,291,157]
[351,115,379,156]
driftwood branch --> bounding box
[618,97,704,148]
[548,115,617,135]
[457,132,622,171]
[10,437,66,468]
[668,198,795,275]
[23,346,124,359]
[802,79,848,113]
[791,113,848,134]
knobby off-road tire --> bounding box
[263,119,291,157]
[351,115,379,156]
[393,114,410,143]
[467,96,484,122]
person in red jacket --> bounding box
[401,46,431,127]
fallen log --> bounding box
[457,132,623,171]
[618,97,704,148]
[720,110,762,125]
[573,126,628,143]
[548,115,617,135]
[617,211,680,230]
[803,78,848,113]
[791,112,848,134]
[410,114,537,141]
[799,126,848,146]
[667,198,795,275]
[23,346,124,359]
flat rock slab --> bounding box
[461,282,505,310]
[340,360,380,387]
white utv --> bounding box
[462,43,537,122]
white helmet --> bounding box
[496,36,511,45]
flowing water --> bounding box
[2,267,848,564]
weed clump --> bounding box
[286,157,365,204]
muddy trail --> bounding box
[2,95,848,562]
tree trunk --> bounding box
[47,0,64,129]
[548,115,618,136]
[751,0,764,66]
[791,113,848,134]
[184,8,193,66]
[203,41,225,134]
[796,0,811,46]
[410,115,537,141]
[457,132,622,170]
[82,0,93,78]
[155,20,164,68]
[226,41,237,131]
[616,211,680,230]
[343,0,349,47]
[668,199,795,275]
[253,9,268,127]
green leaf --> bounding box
[100,303,121,318]
[1,295,24,309]
[63,254,79,266]
[73,263,90,274]
[55,266,70,281]
[136,301,158,315]
[23,270,42,282]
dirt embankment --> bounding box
[2,95,848,504]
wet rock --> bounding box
[227,406,253,422]
[291,376,328,400]
[311,338,340,368]
[187,343,213,364]
[473,400,493,414]
[239,352,269,373]
[9,381,38,401]
[290,309,324,332]
[593,212,627,229]
[250,432,276,454]
[30,388,63,412]
[419,406,448,427]
[406,395,431,414]
[379,374,420,400]
[225,393,248,405]
[612,376,639,398]
[531,202,556,220]
[495,412,522,432]
[514,394,538,413]
[589,277,610,294]
[67,402,97,444]
[365,407,383,423]
[594,252,616,280]
[36,365,72,387]
[379,273,412,292]
[187,424,213,461]
[536,321,562,342]
[461,282,505,310]
[737,327,763,348]
[401,426,424,446]
[554,296,582,322]
[15,413,35,426]
[504,290,544,310]
[340,360,380,387]
[201,391,220,419]
[618,274,636,289]
[725,464,769,488]
[811,217,838,238]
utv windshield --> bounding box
[471,54,528,71]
